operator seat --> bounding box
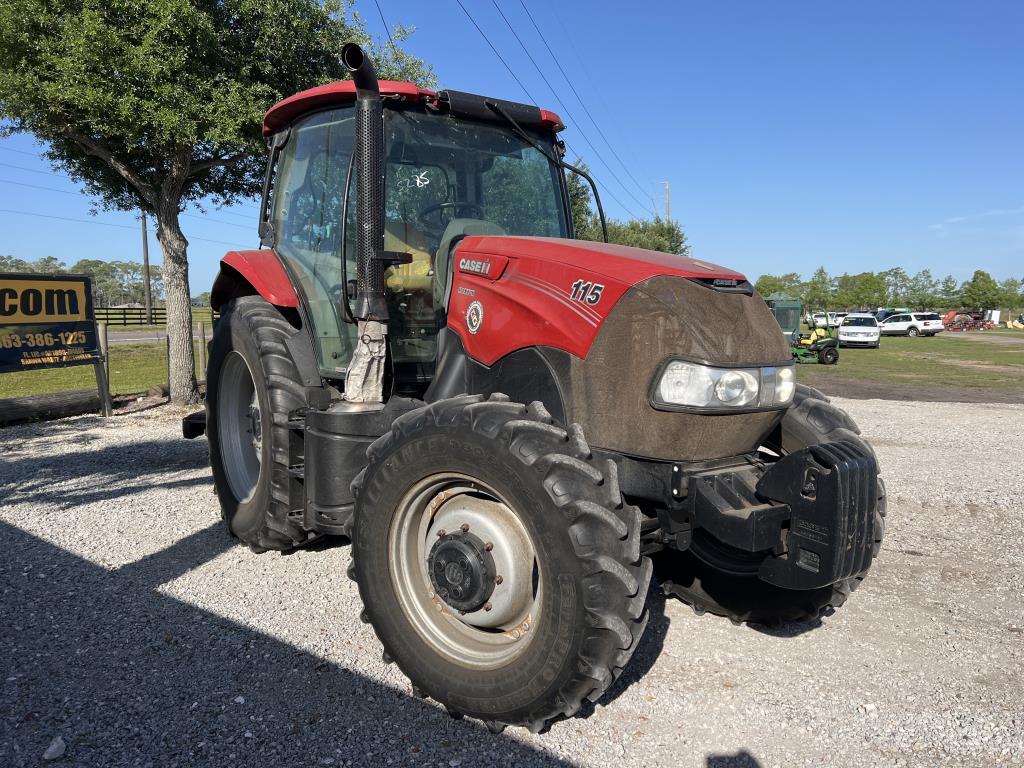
[383,220,433,293]
[432,218,506,308]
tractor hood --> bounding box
[447,235,792,461]
[457,236,749,290]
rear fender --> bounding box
[209,250,321,389]
[211,250,299,311]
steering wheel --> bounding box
[418,200,484,224]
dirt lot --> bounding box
[1,398,1022,767]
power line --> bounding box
[518,0,657,214]
[0,145,44,158]
[0,160,61,177]
[0,178,252,230]
[0,177,80,196]
[453,0,537,104]
[547,4,658,212]
[0,208,248,248]
[373,0,397,51]
[0,163,258,229]
[487,1,650,219]
[454,0,642,219]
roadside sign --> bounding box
[0,273,111,415]
[0,273,101,373]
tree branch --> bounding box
[61,128,156,205]
[188,151,250,178]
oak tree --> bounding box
[0,0,432,402]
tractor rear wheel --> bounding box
[659,384,885,625]
[349,394,651,731]
[819,346,839,365]
[206,296,308,552]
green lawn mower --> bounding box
[790,327,839,365]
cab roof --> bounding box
[263,80,564,136]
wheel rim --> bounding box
[388,473,540,669]
[217,351,262,503]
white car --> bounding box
[837,313,880,348]
[879,312,945,337]
[827,311,848,328]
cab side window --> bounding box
[272,108,357,375]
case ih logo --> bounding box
[466,300,484,334]
[458,258,492,276]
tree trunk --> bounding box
[154,199,199,404]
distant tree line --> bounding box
[0,254,163,307]
[755,267,1022,312]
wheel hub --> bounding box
[427,531,496,612]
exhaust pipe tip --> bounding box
[342,43,379,97]
[341,42,364,72]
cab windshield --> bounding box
[271,102,568,385]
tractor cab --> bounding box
[260,81,569,396]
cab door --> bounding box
[269,106,358,377]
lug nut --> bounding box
[484,542,493,551]
[511,629,521,639]
[495,575,503,585]
[484,602,492,612]
[522,621,530,632]
[460,523,470,532]
[436,529,446,537]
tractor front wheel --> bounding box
[206,296,309,551]
[350,395,651,731]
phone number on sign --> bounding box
[1,331,87,349]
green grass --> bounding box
[796,335,1024,393]
[4,331,1021,402]
[0,341,206,399]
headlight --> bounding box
[653,360,795,410]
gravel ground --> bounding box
[1,398,1022,767]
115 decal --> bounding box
[569,279,604,305]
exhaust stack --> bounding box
[341,43,387,322]
[340,43,387,404]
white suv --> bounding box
[879,312,945,337]
[838,313,880,348]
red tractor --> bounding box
[186,45,884,733]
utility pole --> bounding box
[140,210,153,324]
[662,181,671,222]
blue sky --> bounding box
[1,0,1021,295]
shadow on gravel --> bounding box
[706,750,763,767]
[0,435,210,509]
[0,520,579,767]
